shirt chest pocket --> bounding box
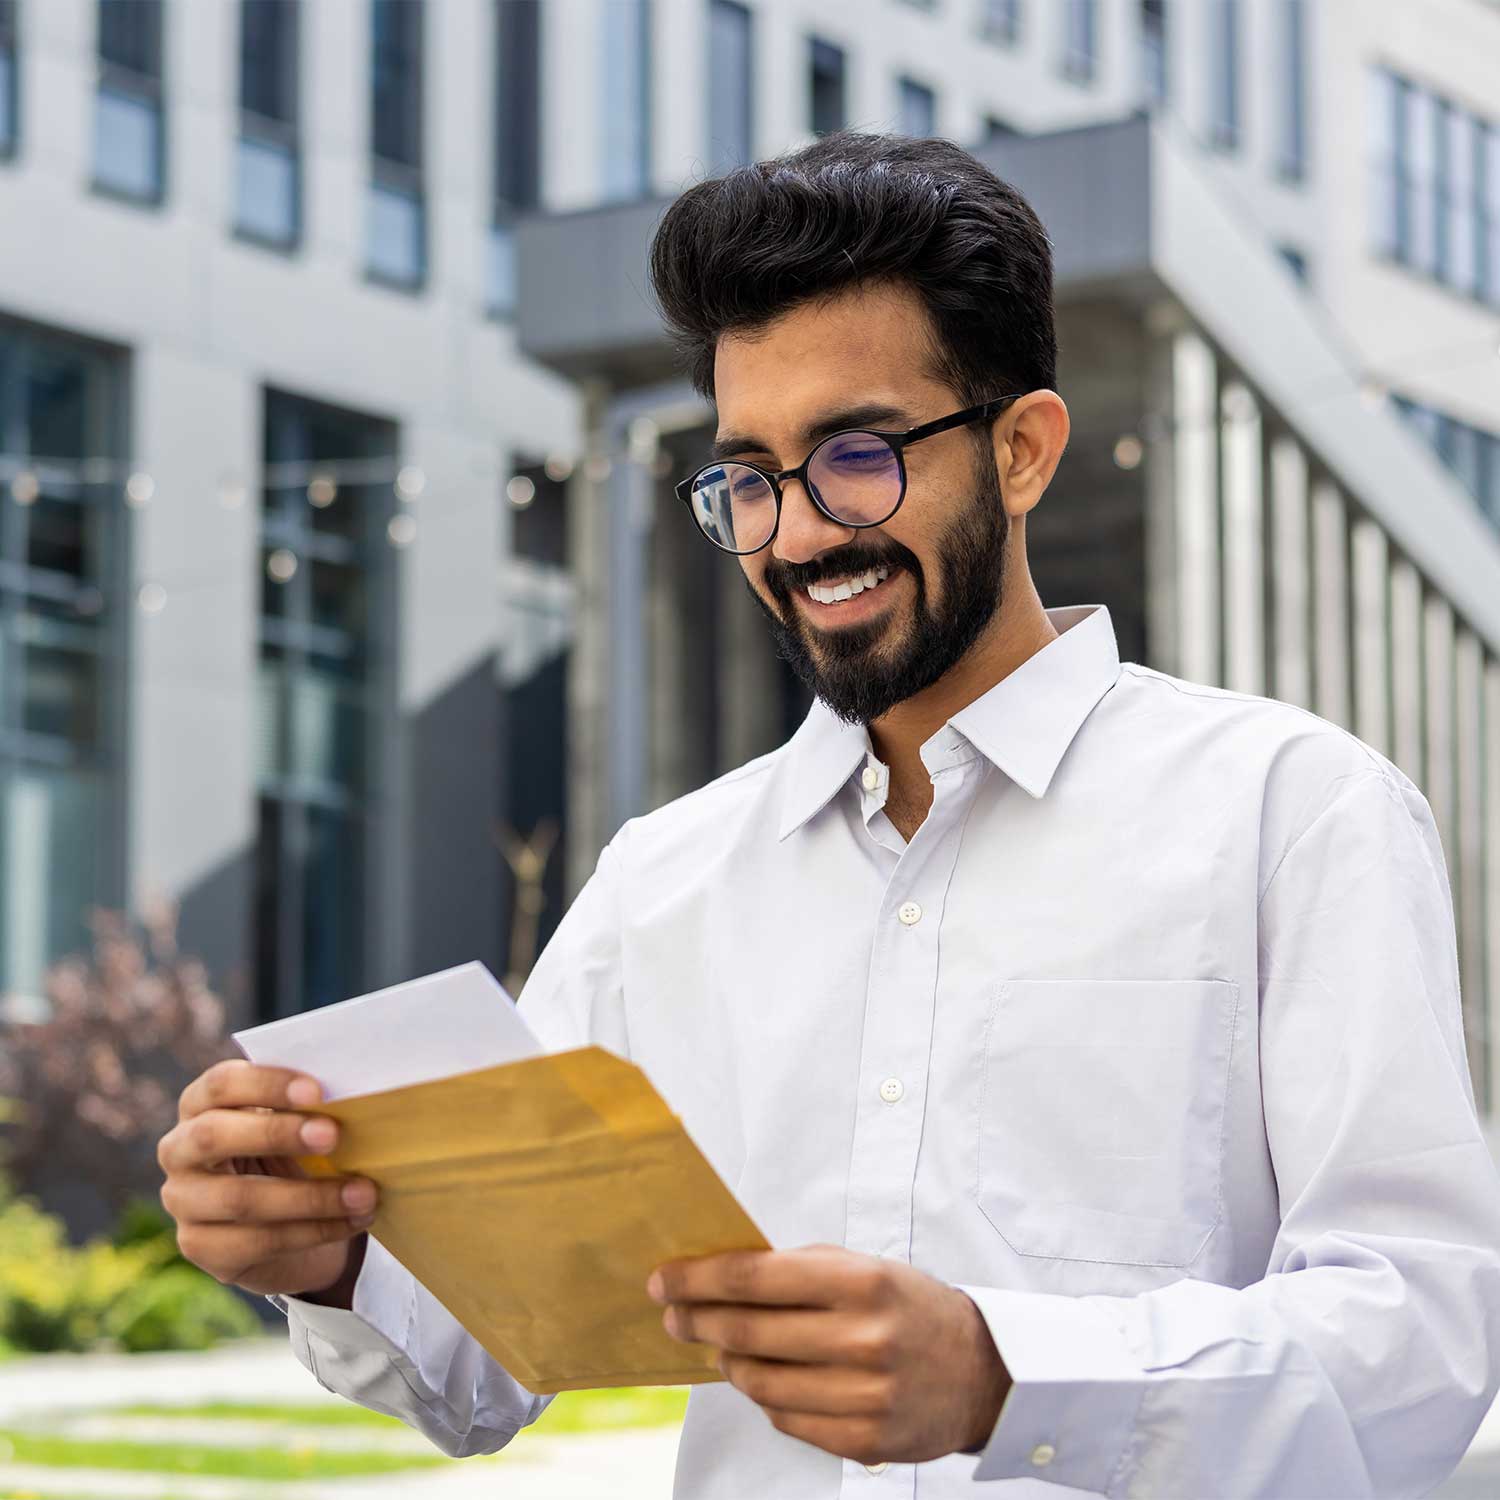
[975,978,1239,1268]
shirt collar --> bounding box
[777,603,1122,840]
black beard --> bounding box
[749,445,1009,726]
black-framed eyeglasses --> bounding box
[675,394,1023,556]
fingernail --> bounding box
[300,1118,337,1152]
[349,1213,376,1231]
[287,1077,321,1108]
[646,1270,665,1302]
[341,1180,376,1213]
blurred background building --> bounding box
[0,0,1497,1128]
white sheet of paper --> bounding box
[233,961,541,1100]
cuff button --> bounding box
[1029,1443,1056,1468]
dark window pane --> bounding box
[241,0,298,125]
[371,0,422,168]
[25,355,87,460]
[21,637,101,745]
[1141,0,1166,105]
[98,0,162,78]
[1062,0,1096,82]
[810,37,844,136]
[302,804,363,1008]
[981,0,1021,43]
[0,0,17,158]
[495,0,540,209]
[26,497,92,579]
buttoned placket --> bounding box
[842,728,988,1496]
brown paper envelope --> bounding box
[297,1044,770,1393]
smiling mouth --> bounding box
[802,565,894,607]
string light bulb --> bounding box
[307,473,338,508]
[395,465,425,501]
[1112,435,1144,470]
[267,548,298,583]
[387,513,417,547]
[125,472,155,507]
[506,475,536,508]
[10,471,39,505]
[544,453,574,482]
[137,582,167,615]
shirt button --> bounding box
[1030,1442,1056,1467]
[861,766,880,792]
[897,901,922,925]
[879,1077,904,1103]
[864,1461,890,1474]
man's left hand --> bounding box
[647,1244,1010,1466]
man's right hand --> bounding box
[158,1059,379,1305]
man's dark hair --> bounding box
[647,130,1057,408]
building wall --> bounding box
[0,0,579,1018]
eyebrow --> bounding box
[709,402,914,465]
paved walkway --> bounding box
[5,1336,1500,1496]
[0,1338,681,1499]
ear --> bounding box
[994,392,1070,519]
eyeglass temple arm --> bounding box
[900,394,1021,446]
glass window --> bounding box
[236,0,300,248]
[0,0,18,159]
[367,0,426,287]
[93,0,164,203]
[1274,0,1306,179]
[809,37,845,136]
[1368,68,1403,259]
[708,0,753,174]
[255,389,395,1018]
[1446,103,1476,292]
[0,318,126,998]
[897,77,936,137]
[1208,0,1239,148]
[1407,85,1438,275]
[1482,122,1500,308]
[1140,0,1166,108]
[600,0,651,200]
[1061,0,1097,83]
[1277,244,1309,284]
[980,0,1021,44]
[489,0,540,317]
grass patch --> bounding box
[535,1385,689,1433]
[0,1430,449,1481]
[116,1400,405,1429]
[117,1386,690,1436]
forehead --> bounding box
[712,281,947,442]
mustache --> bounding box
[762,540,921,598]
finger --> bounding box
[720,1353,892,1418]
[162,1170,377,1225]
[178,1215,370,1279]
[650,1246,880,1310]
[760,1407,887,1465]
[180,1059,324,1121]
[160,1107,338,1173]
[664,1304,857,1363]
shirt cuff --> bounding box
[284,1234,414,1356]
[957,1284,1145,1493]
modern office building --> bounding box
[1,1,1498,1134]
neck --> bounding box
[868,577,1058,836]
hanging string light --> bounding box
[387,514,417,547]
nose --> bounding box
[770,477,855,566]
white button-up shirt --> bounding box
[285,602,1500,1498]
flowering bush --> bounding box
[0,902,234,1228]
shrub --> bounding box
[0,1181,256,1355]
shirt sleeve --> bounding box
[282,832,631,1456]
[958,768,1500,1498]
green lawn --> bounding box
[0,1429,448,1481]
[116,1384,691,1435]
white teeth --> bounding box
[805,567,895,606]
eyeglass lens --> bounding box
[688,431,903,552]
